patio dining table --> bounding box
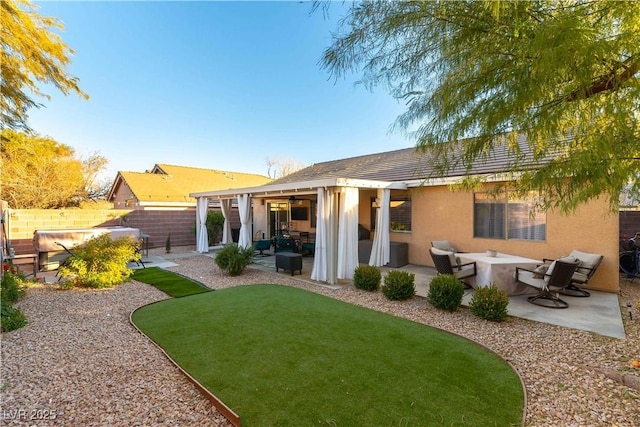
[457,252,542,296]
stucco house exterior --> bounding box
[191,137,619,293]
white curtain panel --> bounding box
[369,188,390,266]
[337,187,359,279]
[220,199,233,244]
[196,197,209,253]
[237,194,252,249]
[311,187,329,281]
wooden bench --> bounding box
[9,254,38,278]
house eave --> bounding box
[190,178,407,199]
[403,172,524,188]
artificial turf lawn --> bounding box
[132,284,524,426]
[131,267,210,298]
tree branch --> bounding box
[567,57,640,101]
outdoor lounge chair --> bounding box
[253,239,272,257]
[545,250,603,298]
[515,259,579,309]
[431,240,461,253]
[274,235,297,253]
[429,247,476,288]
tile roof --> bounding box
[271,133,558,185]
[111,164,272,203]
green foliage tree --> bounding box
[1,130,108,208]
[321,0,640,211]
[1,0,88,131]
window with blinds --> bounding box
[474,192,546,241]
[370,194,412,232]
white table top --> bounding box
[458,252,541,265]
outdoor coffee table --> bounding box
[275,252,303,276]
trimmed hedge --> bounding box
[427,274,465,311]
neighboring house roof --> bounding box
[108,164,272,205]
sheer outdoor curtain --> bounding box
[237,194,252,249]
[337,187,359,279]
[220,199,233,244]
[196,197,209,253]
[369,188,390,266]
[311,187,330,281]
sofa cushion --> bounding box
[532,264,549,279]
[432,240,456,252]
[568,250,602,276]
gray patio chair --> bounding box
[515,259,579,309]
[429,247,476,288]
[552,250,603,298]
[431,240,460,253]
[253,239,272,257]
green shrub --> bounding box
[382,270,415,300]
[207,211,225,244]
[57,234,139,289]
[353,265,381,291]
[214,244,255,276]
[1,304,27,332]
[165,234,172,254]
[1,271,26,304]
[427,275,465,311]
[1,272,28,332]
[469,284,509,321]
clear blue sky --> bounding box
[29,0,412,181]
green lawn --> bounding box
[131,267,210,298]
[132,284,524,426]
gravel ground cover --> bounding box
[2,246,639,426]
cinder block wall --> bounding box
[6,209,129,255]
[120,209,198,249]
[5,208,242,255]
[620,210,640,240]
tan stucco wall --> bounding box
[358,185,619,293]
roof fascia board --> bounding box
[106,173,124,201]
[334,178,407,190]
[190,178,339,199]
[190,178,405,199]
[403,172,523,188]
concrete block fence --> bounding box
[620,210,640,240]
[3,208,240,256]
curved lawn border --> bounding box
[130,283,527,426]
[130,301,242,426]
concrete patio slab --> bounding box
[249,254,626,339]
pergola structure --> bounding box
[190,178,406,285]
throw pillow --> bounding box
[431,247,458,267]
[532,264,549,279]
